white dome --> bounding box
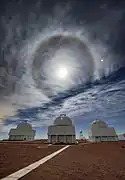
[54,114,72,126]
[17,122,32,131]
[91,120,108,128]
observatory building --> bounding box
[8,121,36,141]
[118,134,125,141]
[88,120,118,142]
[48,114,76,144]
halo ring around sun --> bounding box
[31,34,95,94]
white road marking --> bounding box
[1,145,70,180]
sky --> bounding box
[0,0,125,139]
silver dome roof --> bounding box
[91,120,108,128]
[17,121,32,131]
[54,114,72,126]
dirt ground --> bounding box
[20,141,125,180]
[0,142,63,179]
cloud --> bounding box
[0,0,123,116]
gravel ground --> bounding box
[0,142,63,179]
[20,142,125,180]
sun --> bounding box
[56,66,68,80]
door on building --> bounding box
[95,136,101,142]
[66,135,72,144]
[51,135,56,143]
[58,135,64,143]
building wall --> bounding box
[89,136,118,142]
[48,124,76,144]
[48,135,76,144]
[58,135,64,142]
[88,127,117,137]
[48,125,75,135]
[50,135,55,143]
[66,135,72,143]
[9,130,35,136]
[9,128,35,140]
[9,135,34,141]
[118,134,125,141]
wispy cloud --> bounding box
[1,78,125,139]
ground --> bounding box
[0,141,63,179]
[0,141,125,180]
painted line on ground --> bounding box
[1,145,70,180]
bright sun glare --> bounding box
[56,66,68,79]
